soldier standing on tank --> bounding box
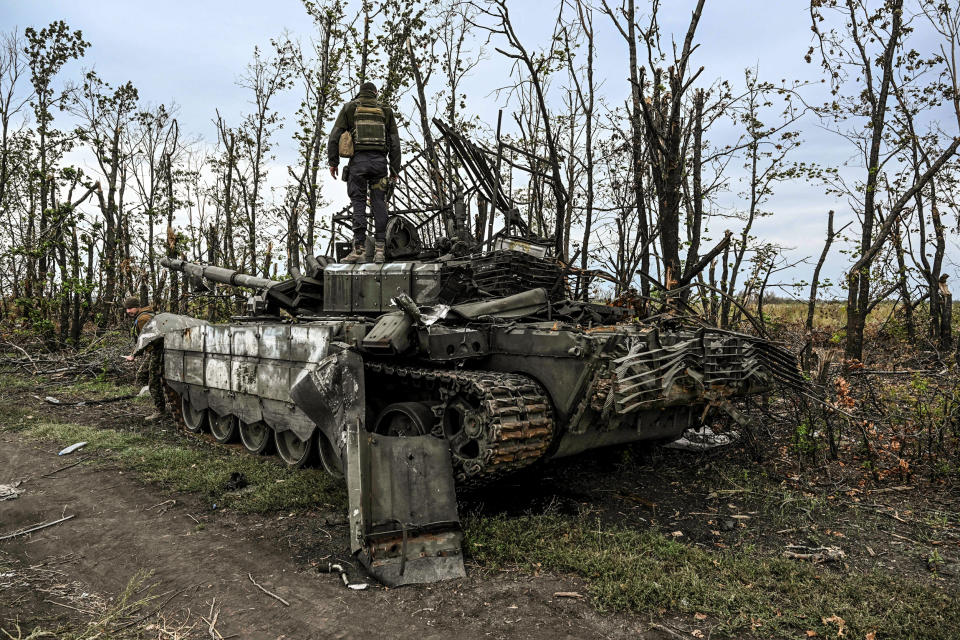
[328,81,401,264]
[122,296,167,421]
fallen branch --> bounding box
[783,544,845,563]
[247,572,290,606]
[45,599,95,615]
[206,598,221,640]
[861,503,915,525]
[848,370,941,376]
[41,393,138,406]
[0,514,76,541]
[1,338,130,378]
[890,531,921,543]
[39,458,86,478]
[115,585,192,631]
[3,340,38,374]
[866,485,914,494]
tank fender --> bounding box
[135,312,209,355]
[289,345,364,457]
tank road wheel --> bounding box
[316,433,343,478]
[209,412,237,444]
[373,402,435,437]
[442,396,485,474]
[239,420,273,455]
[275,430,315,468]
[181,396,207,433]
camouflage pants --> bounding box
[136,347,166,411]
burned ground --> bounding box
[1,368,959,639]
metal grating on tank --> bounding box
[702,334,762,387]
[611,329,801,414]
[699,330,805,391]
[612,336,703,413]
[470,250,566,299]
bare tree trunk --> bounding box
[566,0,596,300]
[407,39,442,203]
[602,0,651,299]
[939,277,953,350]
[217,116,238,270]
[892,221,915,342]
[681,90,705,302]
[359,4,372,85]
[805,211,837,369]
[166,151,179,314]
[70,221,83,343]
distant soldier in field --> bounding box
[328,81,401,264]
[123,296,167,420]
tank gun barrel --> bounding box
[160,257,275,291]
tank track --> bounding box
[366,362,555,483]
[164,366,555,485]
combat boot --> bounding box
[145,408,168,422]
[374,241,385,264]
[341,244,366,264]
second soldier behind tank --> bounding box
[122,295,167,421]
[328,81,401,264]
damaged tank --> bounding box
[140,119,805,587]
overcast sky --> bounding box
[3,0,958,297]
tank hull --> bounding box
[160,313,791,481]
[154,255,804,588]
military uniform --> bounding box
[328,83,402,254]
[131,306,166,412]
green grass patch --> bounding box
[8,420,346,514]
[61,378,140,396]
[0,400,32,423]
[0,372,40,391]
[464,513,959,638]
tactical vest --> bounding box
[132,309,154,339]
[353,101,387,152]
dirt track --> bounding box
[4,376,958,639]
[0,434,655,639]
